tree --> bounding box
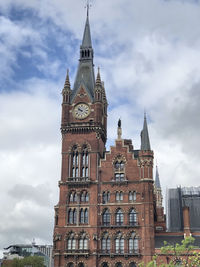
[2,256,46,267]
[139,236,200,267]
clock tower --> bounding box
[53,9,157,267]
[53,11,108,267]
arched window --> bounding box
[67,233,76,250]
[102,263,109,267]
[85,192,89,202]
[80,209,88,224]
[115,232,124,254]
[101,232,110,252]
[74,192,77,202]
[129,232,139,254]
[116,263,123,267]
[129,209,137,226]
[102,191,110,203]
[71,146,79,178]
[69,191,77,203]
[80,191,89,202]
[129,191,136,201]
[69,192,73,202]
[85,209,88,224]
[102,209,110,226]
[79,234,88,250]
[116,191,123,201]
[81,146,89,178]
[80,209,84,224]
[78,263,85,267]
[116,209,123,225]
[129,263,137,267]
[68,263,74,267]
[68,209,73,224]
[68,209,77,224]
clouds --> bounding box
[0,0,200,259]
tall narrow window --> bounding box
[80,209,84,224]
[116,191,123,201]
[80,209,88,224]
[81,146,89,178]
[129,191,136,201]
[114,157,125,182]
[79,234,88,251]
[67,233,76,251]
[102,209,110,226]
[115,232,124,253]
[129,209,137,226]
[68,209,77,224]
[102,192,110,203]
[101,232,110,252]
[71,146,79,178]
[116,209,123,225]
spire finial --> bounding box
[85,0,91,18]
[64,69,71,90]
[117,118,122,139]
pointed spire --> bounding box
[72,10,95,102]
[140,112,151,150]
[63,69,71,90]
[95,67,102,86]
[82,9,92,48]
[155,165,161,188]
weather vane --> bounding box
[85,0,92,16]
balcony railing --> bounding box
[98,249,140,256]
[101,223,139,228]
[67,177,91,186]
[65,249,89,255]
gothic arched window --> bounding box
[68,263,74,267]
[115,232,124,254]
[80,191,89,203]
[71,146,79,178]
[78,263,85,267]
[79,234,88,250]
[67,233,76,250]
[116,209,123,225]
[102,191,110,204]
[102,209,110,226]
[115,263,123,267]
[129,209,137,226]
[68,209,77,224]
[129,263,137,267]
[102,263,109,267]
[101,232,110,252]
[81,146,89,178]
[80,209,88,224]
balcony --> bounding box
[100,223,139,229]
[98,249,140,257]
[64,249,89,256]
[66,177,91,187]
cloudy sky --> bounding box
[1,0,200,257]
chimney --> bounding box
[183,206,191,237]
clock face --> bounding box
[73,103,90,119]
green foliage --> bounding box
[139,236,200,267]
[2,256,45,267]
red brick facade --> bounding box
[53,13,166,267]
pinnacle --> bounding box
[64,69,71,90]
[95,67,102,86]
